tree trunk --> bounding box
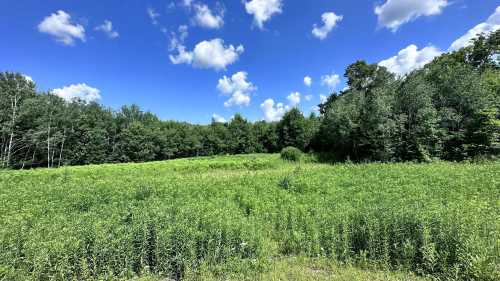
[21,145,30,169]
[31,145,36,168]
[47,119,51,168]
[51,147,56,168]
[6,95,19,167]
[58,129,66,168]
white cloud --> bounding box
[261,99,286,122]
[193,4,224,29]
[169,25,189,51]
[320,94,328,103]
[95,20,119,39]
[287,92,301,107]
[217,72,255,94]
[304,94,312,101]
[169,45,194,65]
[224,91,251,107]
[261,91,304,121]
[303,76,312,87]
[379,44,442,75]
[245,0,283,29]
[321,73,340,89]
[52,83,101,103]
[312,12,343,40]
[212,113,226,123]
[375,0,448,31]
[38,10,85,46]
[147,7,160,25]
[193,39,244,70]
[23,75,34,83]
[217,71,256,107]
[170,38,244,71]
[449,6,500,51]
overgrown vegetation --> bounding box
[1,31,498,169]
[280,146,302,161]
[0,155,498,280]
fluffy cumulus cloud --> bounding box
[170,38,244,70]
[193,3,224,29]
[375,0,448,31]
[321,73,340,89]
[244,0,283,29]
[303,76,312,87]
[38,10,85,45]
[449,6,500,51]
[52,83,101,102]
[312,12,343,40]
[147,7,160,25]
[261,92,303,122]
[304,94,313,101]
[212,113,227,123]
[217,71,256,107]
[287,92,301,107]
[224,91,251,107]
[94,20,119,39]
[261,99,286,122]
[379,44,442,75]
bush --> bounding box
[281,147,302,162]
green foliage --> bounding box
[314,30,500,162]
[0,87,300,169]
[227,114,258,155]
[0,155,498,280]
[345,60,395,92]
[277,108,309,151]
[280,146,302,162]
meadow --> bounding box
[0,154,498,280]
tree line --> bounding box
[0,31,498,169]
[316,31,499,162]
[0,80,319,169]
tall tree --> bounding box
[0,73,36,167]
[277,108,307,151]
[228,114,256,154]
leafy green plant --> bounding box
[281,147,302,162]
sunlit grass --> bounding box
[0,155,498,280]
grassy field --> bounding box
[0,155,498,280]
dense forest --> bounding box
[1,31,498,169]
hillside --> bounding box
[0,155,498,280]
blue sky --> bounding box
[1,0,499,123]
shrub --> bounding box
[281,147,302,162]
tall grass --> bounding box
[0,155,498,280]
